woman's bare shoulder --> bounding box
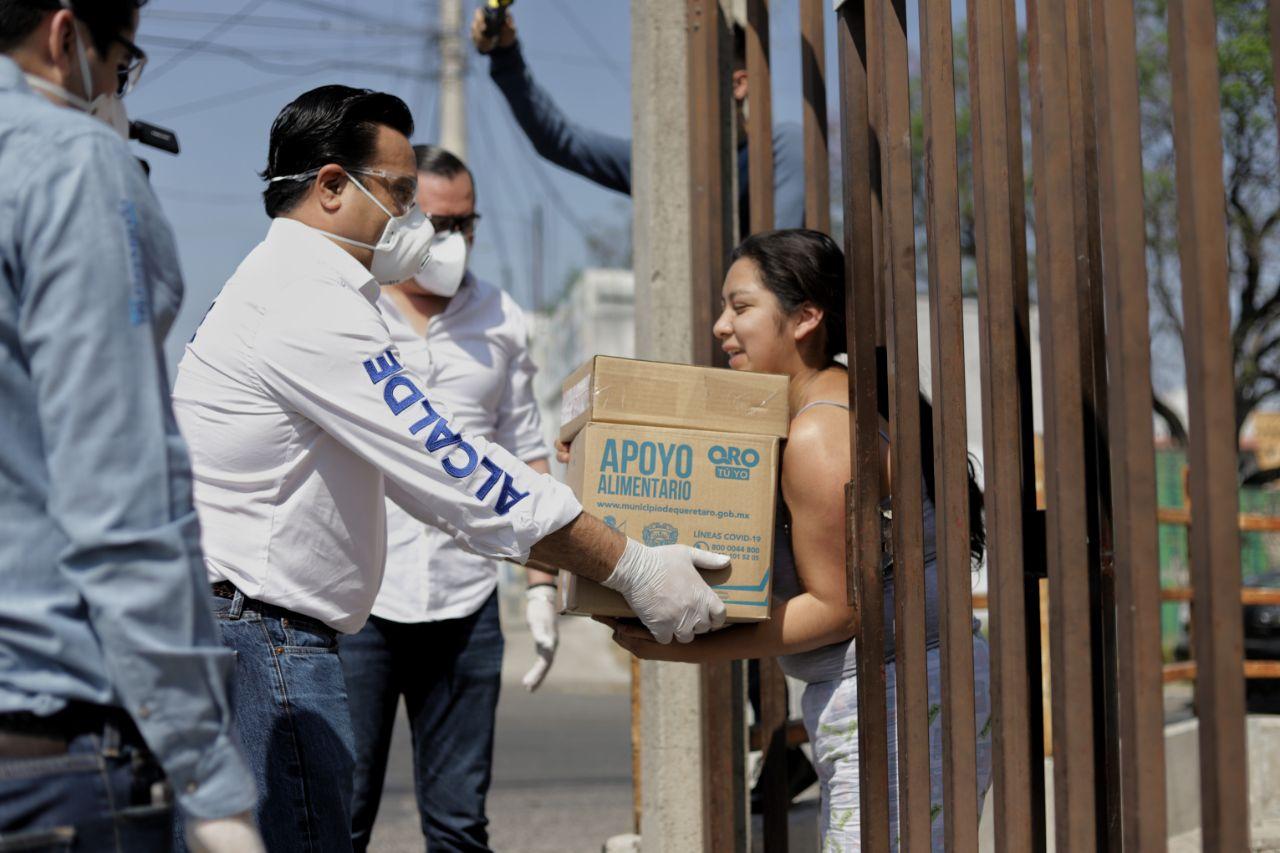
[782,404,851,494]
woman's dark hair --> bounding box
[260,85,415,218]
[730,229,848,363]
[0,0,147,55]
[731,228,986,565]
[875,346,987,566]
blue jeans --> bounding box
[193,590,356,853]
[340,592,504,853]
[0,713,171,853]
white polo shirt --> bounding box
[171,218,581,634]
[373,275,549,624]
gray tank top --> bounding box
[771,400,948,684]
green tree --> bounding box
[1136,0,1280,482]
[903,1,1278,480]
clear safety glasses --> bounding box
[351,169,419,215]
[267,167,419,216]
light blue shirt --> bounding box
[0,57,255,820]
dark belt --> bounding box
[210,581,336,639]
[0,702,139,760]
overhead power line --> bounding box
[546,0,629,88]
[144,10,435,38]
[139,35,436,79]
[145,76,317,120]
[269,0,425,31]
[491,92,596,241]
[141,0,271,86]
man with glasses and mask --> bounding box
[172,86,730,853]
[0,1,263,851]
[339,144,559,852]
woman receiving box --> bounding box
[602,229,994,850]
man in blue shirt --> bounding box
[0,2,261,850]
[471,9,806,234]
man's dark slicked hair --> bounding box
[412,144,475,199]
[0,0,146,55]
[260,85,415,219]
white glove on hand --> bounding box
[184,812,266,853]
[602,539,729,644]
[522,584,559,692]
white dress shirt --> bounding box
[373,276,549,623]
[172,219,581,634]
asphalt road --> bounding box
[364,611,636,853]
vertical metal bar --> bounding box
[800,0,830,233]
[866,0,887,347]
[1026,0,1101,847]
[1167,1,1251,848]
[744,8,788,849]
[837,3,891,848]
[1002,1,1050,840]
[689,5,746,847]
[631,657,642,834]
[1089,0,1170,846]
[758,658,790,852]
[699,662,746,851]
[916,0,978,848]
[964,0,1042,848]
[999,3,1050,840]
[688,0,735,366]
[745,0,774,234]
[876,1,930,849]
[1063,0,1122,845]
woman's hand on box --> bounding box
[555,439,571,465]
[597,616,702,663]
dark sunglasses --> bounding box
[428,213,482,235]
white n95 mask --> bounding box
[271,170,437,285]
[411,231,469,297]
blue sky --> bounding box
[126,1,979,368]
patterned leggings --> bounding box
[801,637,994,852]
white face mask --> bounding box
[410,230,469,297]
[24,15,130,141]
[271,170,437,285]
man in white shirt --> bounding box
[172,85,727,853]
[340,144,557,852]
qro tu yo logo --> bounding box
[708,445,760,481]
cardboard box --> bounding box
[559,355,790,444]
[560,421,778,622]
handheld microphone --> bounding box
[482,0,516,38]
[129,120,180,155]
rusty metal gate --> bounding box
[673,0,1273,849]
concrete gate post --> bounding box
[630,0,707,850]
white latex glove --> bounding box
[601,539,729,644]
[522,584,559,692]
[184,812,266,853]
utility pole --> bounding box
[439,0,467,158]
[531,204,545,311]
